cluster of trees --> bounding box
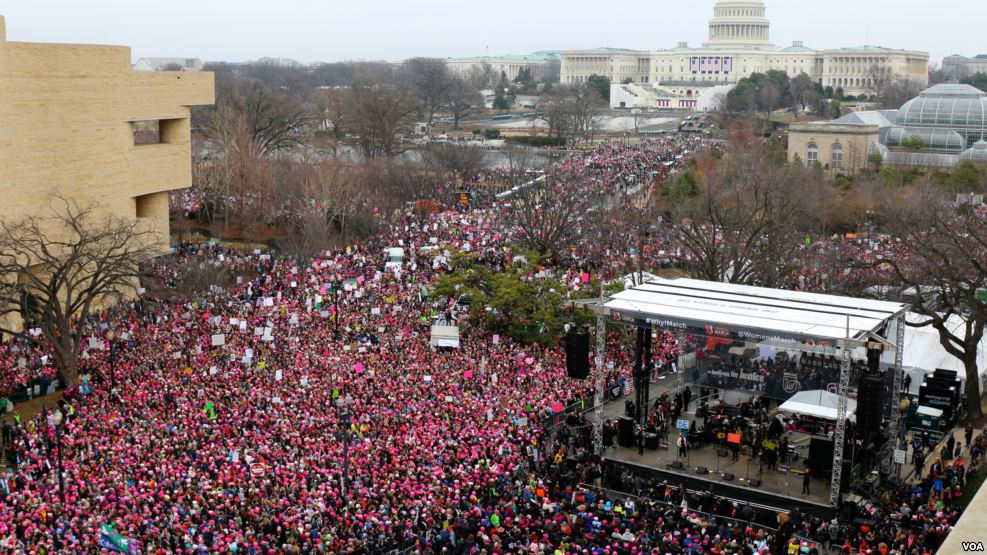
[535,83,608,144]
[195,57,489,162]
[726,70,839,118]
[725,66,924,118]
[188,57,502,248]
[433,254,592,347]
[960,73,987,92]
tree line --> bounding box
[725,66,924,119]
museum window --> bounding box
[831,144,844,170]
[807,143,818,165]
[132,120,160,145]
[133,118,186,146]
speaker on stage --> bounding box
[565,332,590,380]
[696,467,709,475]
[808,438,834,480]
[857,373,884,433]
[748,479,761,487]
[866,348,882,372]
[669,461,684,470]
[723,473,735,481]
[645,433,660,450]
[618,416,635,448]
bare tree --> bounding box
[503,170,593,258]
[210,79,313,155]
[347,72,417,159]
[867,64,895,99]
[877,78,923,110]
[880,186,987,419]
[403,57,454,132]
[467,62,496,90]
[543,59,562,84]
[195,109,275,230]
[0,199,157,386]
[631,109,647,134]
[311,88,350,156]
[443,76,485,129]
[536,87,574,141]
[301,159,366,238]
[927,62,955,86]
[420,144,488,185]
[664,140,826,287]
[570,84,606,144]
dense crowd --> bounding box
[0,139,978,554]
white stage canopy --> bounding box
[605,278,909,344]
[778,390,857,422]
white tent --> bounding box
[900,312,987,380]
[778,390,857,423]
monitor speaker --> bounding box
[748,479,761,487]
[669,461,684,470]
[565,332,590,380]
[618,416,635,448]
[696,467,709,475]
[723,473,735,481]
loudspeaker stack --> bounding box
[857,373,884,433]
[565,332,591,380]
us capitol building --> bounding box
[560,0,928,98]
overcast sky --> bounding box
[0,0,982,66]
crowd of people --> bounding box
[0,138,979,554]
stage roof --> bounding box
[605,278,909,343]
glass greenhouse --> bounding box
[895,84,987,148]
[884,126,967,154]
[959,140,987,164]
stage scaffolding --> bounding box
[595,278,910,508]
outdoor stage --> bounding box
[599,388,834,513]
[585,276,911,511]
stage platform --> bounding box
[598,377,833,516]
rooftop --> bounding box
[446,53,560,63]
[918,83,986,98]
[605,277,908,343]
[831,110,897,127]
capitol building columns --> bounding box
[558,0,928,98]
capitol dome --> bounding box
[703,0,774,50]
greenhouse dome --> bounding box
[896,84,987,148]
[885,126,966,154]
[959,140,987,164]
